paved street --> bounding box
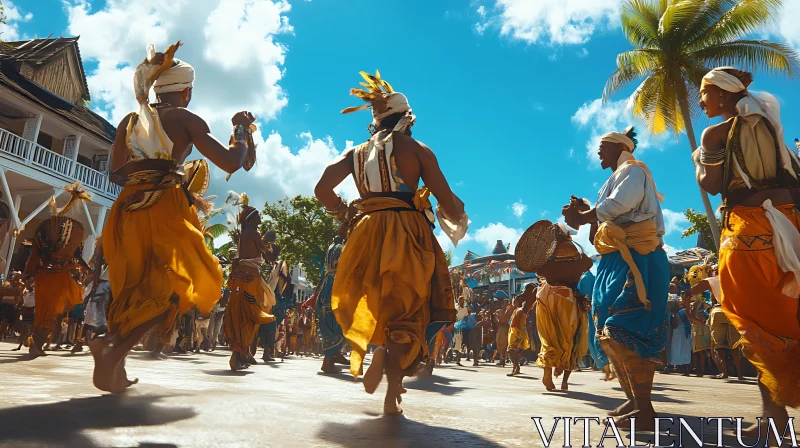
[0,341,796,448]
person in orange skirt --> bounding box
[694,67,800,437]
[90,41,255,393]
[24,184,92,356]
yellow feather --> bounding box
[380,79,393,93]
[341,105,370,114]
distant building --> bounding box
[450,239,537,302]
[0,37,118,276]
[290,264,313,301]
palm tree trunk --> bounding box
[677,96,721,250]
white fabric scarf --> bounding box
[762,200,800,298]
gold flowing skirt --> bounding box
[104,184,223,341]
[331,194,455,378]
[224,276,276,355]
[33,270,83,330]
[719,204,800,408]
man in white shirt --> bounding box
[564,126,669,431]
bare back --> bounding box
[111,105,247,176]
[238,227,263,260]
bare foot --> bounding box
[561,381,569,391]
[89,338,137,393]
[334,352,350,366]
[616,409,658,432]
[363,347,386,394]
[542,372,556,391]
[320,358,341,374]
[607,399,635,417]
[383,389,404,415]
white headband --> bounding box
[153,59,195,94]
[702,69,746,93]
[373,92,410,122]
[600,132,635,152]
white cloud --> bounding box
[0,0,32,41]
[778,1,800,48]
[481,0,619,46]
[662,208,689,236]
[477,5,487,18]
[474,222,523,253]
[511,200,527,219]
[577,48,589,58]
[218,130,359,208]
[436,229,472,253]
[64,1,359,209]
[571,97,663,166]
[66,0,292,126]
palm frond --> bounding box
[690,39,800,76]
[201,208,225,222]
[204,223,229,240]
[682,0,738,48]
[658,0,700,43]
[687,0,783,49]
[603,49,663,100]
[620,0,661,48]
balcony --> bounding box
[0,127,120,200]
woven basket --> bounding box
[514,220,557,273]
[34,216,85,258]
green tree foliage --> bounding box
[682,208,718,253]
[260,195,338,285]
[444,249,453,267]
[606,0,799,247]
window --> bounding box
[36,132,53,150]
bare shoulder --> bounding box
[392,131,426,151]
[702,119,734,146]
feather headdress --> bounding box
[342,70,415,134]
[133,41,183,104]
[341,70,395,115]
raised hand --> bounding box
[231,111,256,127]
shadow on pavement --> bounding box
[317,416,504,447]
[201,369,254,376]
[556,390,626,411]
[403,375,470,396]
[317,371,363,384]
[609,387,689,404]
[0,394,195,448]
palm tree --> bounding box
[605,0,799,247]
[199,208,229,251]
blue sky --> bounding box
[5,0,800,263]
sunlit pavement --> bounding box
[0,341,795,448]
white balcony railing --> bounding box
[0,127,118,200]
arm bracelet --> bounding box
[325,197,348,222]
[700,146,726,166]
[233,124,251,144]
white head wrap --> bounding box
[600,130,635,152]
[701,69,746,93]
[153,59,195,94]
[373,92,415,133]
[703,67,799,182]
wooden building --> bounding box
[0,37,119,276]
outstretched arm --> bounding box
[184,110,252,174]
[315,150,355,212]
